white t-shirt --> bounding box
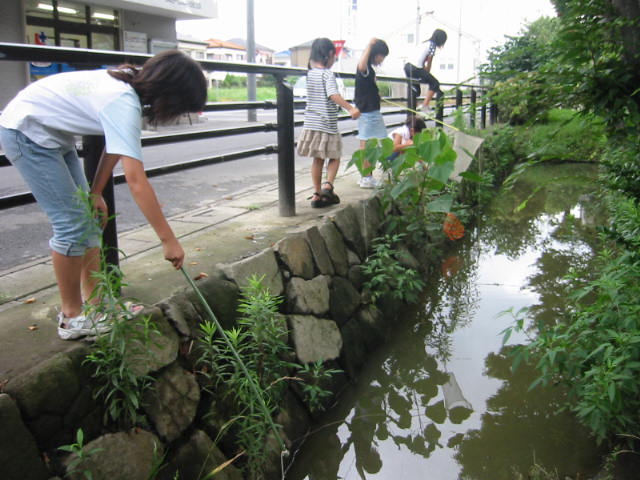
[388,125,411,143]
[416,40,437,67]
[0,69,143,160]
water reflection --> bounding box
[286,163,605,479]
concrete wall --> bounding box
[121,10,177,48]
[0,0,27,109]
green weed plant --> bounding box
[196,274,339,478]
[349,129,471,246]
[361,233,425,305]
[73,189,158,429]
[82,256,159,428]
[502,243,640,443]
[58,428,102,480]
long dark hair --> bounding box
[308,37,336,68]
[429,29,447,47]
[108,50,207,123]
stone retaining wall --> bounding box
[0,195,445,480]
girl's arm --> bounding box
[358,38,377,74]
[423,55,433,73]
[392,133,413,152]
[121,156,184,269]
[90,152,184,269]
[89,151,120,227]
[329,93,360,119]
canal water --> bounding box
[286,163,606,479]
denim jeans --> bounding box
[0,126,101,256]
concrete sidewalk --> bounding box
[0,161,375,382]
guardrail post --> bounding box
[435,97,444,128]
[82,135,120,270]
[407,79,417,112]
[490,103,498,125]
[455,88,462,109]
[275,75,296,217]
[481,100,487,129]
[470,89,477,129]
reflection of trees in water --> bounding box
[480,164,601,260]
[421,234,481,362]
[286,347,452,479]
[525,212,602,332]
[453,165,604,479]
[288,235,482,479]
[289,164,603,479]
[454,346,603,479]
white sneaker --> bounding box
[416,104,432,116]
[358,176,378,189]
[57,311,111,340]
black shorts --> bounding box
[404,63,442,95]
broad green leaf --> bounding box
[426,194,454,213]
[428,161,455,184]
[390,177,419,199]
[459,171,483,182]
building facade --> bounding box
[0,0,217,108]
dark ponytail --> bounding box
[429,29,447,47]
[308,37,336,69]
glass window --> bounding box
[59,32,87,48]
[25,0,54,19]
[26,25,55,45]
[91,32,115,50]
[57,2,86,23]
[91,7,118,26]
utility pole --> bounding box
[457,0,462,82]
[416,0,420,45]
[247,0,256,122]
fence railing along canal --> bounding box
[0,42,493,267]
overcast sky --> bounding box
[177,0,556,55]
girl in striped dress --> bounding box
[297,37,360,208]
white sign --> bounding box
[124,31,148,53]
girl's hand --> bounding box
[162,237,185,269]
[350,107,361,119]
[91,193,109,229]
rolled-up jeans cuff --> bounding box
[49,234,101,256]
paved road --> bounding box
[0,110,407,272]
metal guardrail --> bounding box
[0,42,491,265]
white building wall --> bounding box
[121,10,178,49]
